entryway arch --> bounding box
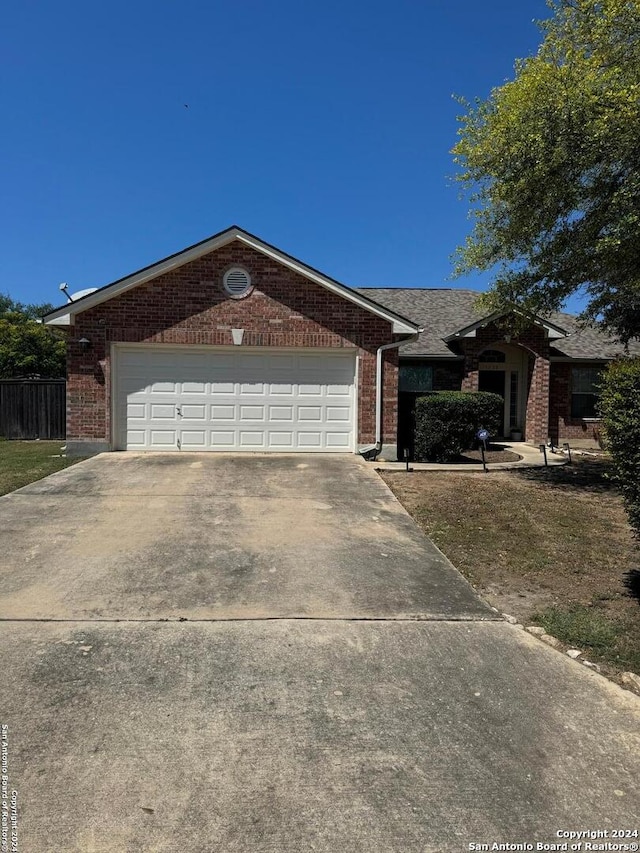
[478,343,528,438]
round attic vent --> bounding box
[223,267,252,298]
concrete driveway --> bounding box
[1,454,639,852]
[0,453,490,621]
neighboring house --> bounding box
[43,226,637,458]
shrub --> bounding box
[598,358,640,539]
[414,391,503,462]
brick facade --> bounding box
[66,242,399,449]
[457,322,551,442]
[432,360,464,392]
[549,362,604,446]
[407,324,602,445]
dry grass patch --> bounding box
[381,458,640,679]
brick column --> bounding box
[461,344,479,391]
[525,352,550,442]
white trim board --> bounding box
[442,308,569,342]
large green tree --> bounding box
[0,295,66,378]
[453,0,640,343]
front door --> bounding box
[478,370,506,436]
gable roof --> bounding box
[356,288,640,360]
[442,307,569,343]
[43,226,419,335]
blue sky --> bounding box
[2,0,553,310]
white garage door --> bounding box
[114,347,356,452]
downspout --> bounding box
[360,330,422,459]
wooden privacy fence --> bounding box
[0,379,66,439]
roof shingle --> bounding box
[356,288,640,360]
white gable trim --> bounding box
[442,308,569,342]
[43,226,419,334]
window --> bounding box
[571,366,603,419]
[479,349,506,363]
[399,364,433,393]
[509,371,519,428]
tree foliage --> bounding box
[453,0,640,343]
[598,358,640,538]
[0,295,66,378]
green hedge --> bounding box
[414,391,503,462]
[598,358,640,539]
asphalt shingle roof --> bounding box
[356,288,640,360]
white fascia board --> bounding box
[44,227,419,334]
[442,308,568,343]
[44,229,241,326]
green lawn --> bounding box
[0,440,85,496]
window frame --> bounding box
[399,363,434,394]
[570,364,603,420]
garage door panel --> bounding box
[116,348,355,451]
[127,403,146,420]
[298,432,322,448]
[240,382,265,395]
[240,405,265,421]
[327,383,351,396]
[269,406,294,421]
[150,430,178,446]
[126,430,146,447]
[181,430,207,448]
[122,379,149,396]
[181,381,207,394]
[326,432,352,447]
[327,407,350,422]
[212,382,235,394]
[211,405,235,420]
[269,383,294,395]
[239,431,266,448]
[150,381,178,394]
[210,431,235,447]
[268,432,294,448]
[299,354,328,371]
[298,406,322,421]
[268,354,296,371]
[181,404,207,420]
[151,404,176,420]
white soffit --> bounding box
[43,227,419,334]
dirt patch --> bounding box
[411,444,521,465]
[455,447,521,464]
[381,457,640,680]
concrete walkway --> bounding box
[376,441,567,472]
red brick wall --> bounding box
[66,241,398,448]
[549,362,605,445]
